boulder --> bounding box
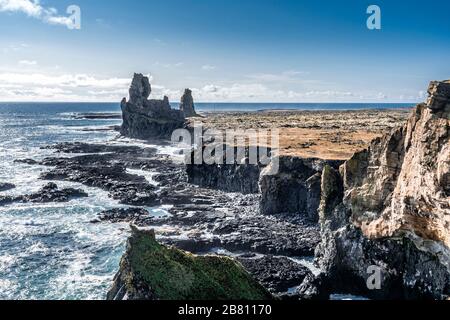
[237,255,313,296]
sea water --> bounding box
[0,103,133,300]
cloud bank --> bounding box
[0,0,74,28]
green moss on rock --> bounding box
[107,225,273,300]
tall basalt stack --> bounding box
[311,80,450,299]
[120,74,197,139]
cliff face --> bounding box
[120,74,197,139]
[107,225,272,300]
[259,157,343,221]
[314,80,450,299]
[186,145,264,194]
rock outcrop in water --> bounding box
[259,157,343,222]
[309,80,450,299]
[107,225,273,300]
[0,183,15,192]
[120,73,197,139]
[120,73,183,139]
[0,182,88,205]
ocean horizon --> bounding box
[0,102,417,114]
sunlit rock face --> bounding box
[313,80,450,300]
[342,80,449,246]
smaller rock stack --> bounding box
[179,88,198,118]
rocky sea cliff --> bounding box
[3,74,447,300]
[109,74,449,300]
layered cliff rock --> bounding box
[186,145,264,194]
[259,157,343,222]
[312,80,450,299]
[107,225,272,300]
[120,74,197,139]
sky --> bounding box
[0,0,449,103]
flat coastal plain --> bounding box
[188,109,412,160]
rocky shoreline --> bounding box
[4,74,448,300]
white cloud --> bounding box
[18,60,37,65]
[0,0,41,16]
[376,92,387,99]
[201,65,216,71]
[246,70,308,82]
[0,71,411,103]
[153,61,184,68]
[0,0,74,28]
[2,43,28,54]
[0,72,130,88]
[0,72,132,102]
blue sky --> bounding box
[0,0,449,102]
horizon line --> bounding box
[0,101,420,105]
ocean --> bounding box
[0,102,413,300]
[0,103,129,300]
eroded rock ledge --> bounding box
[308,80,450,300]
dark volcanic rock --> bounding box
[159,203,321,257]
[72,113,122,120]
[238,255,313,295]
[289,273,331,300]
[186,145,265,194]
[14,159,38,165]
[0,182,88,205]
[32,142,161,207]
[19,138,323,297]
[42,142,151,154]
[215,215,320,256]
[94,207,152,224]
[0,183,15,192]
[259,156,343,221]
[120,73,189,139]
[40,163,159,206]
